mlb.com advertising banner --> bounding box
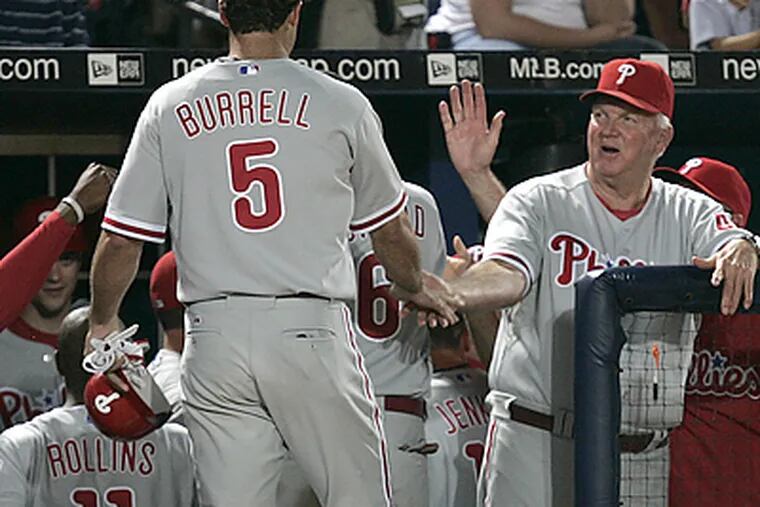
[0,48,758,93]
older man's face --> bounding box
[586,98,669,181]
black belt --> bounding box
[384,395,427,420]
[202,292,331,303]
[508,403,668,454]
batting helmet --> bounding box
[84,368,171,440]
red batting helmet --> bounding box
[84,368,171,440]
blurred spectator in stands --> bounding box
[0,0,89,46]
[639,0,689,48]
[320,0,428,48]
[0,163,114,431]
[656,157,760,506]
[689,0,760,50]
[426,0,667,50]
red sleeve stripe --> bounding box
[350,192,408,232]
[102,217,166,242]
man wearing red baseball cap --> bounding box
[0,162,115,431]
[421,59,760,507]
[656,157,760,506]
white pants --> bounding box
[379,401,429,506]
[181,296,392,507]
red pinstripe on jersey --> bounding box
[350,192,408,233]
[340,306,393,506]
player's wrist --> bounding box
[739,233,760,258]
[60,196,85,224]
[55,201,80,226]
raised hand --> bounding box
[392,271,463,327]
[438,80,505,180]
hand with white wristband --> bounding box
[56,162,118,225]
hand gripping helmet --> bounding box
[82,325,172,440]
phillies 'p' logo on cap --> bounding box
[615,63,637,85]
[580,58,675,119]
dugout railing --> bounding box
[574,265,759,506]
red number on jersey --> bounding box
[71,487,135,507]
[463,440,485,481]
[357,253,401,341]
[227,138,285,232]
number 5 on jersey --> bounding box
[227,138,285,232]
[357,253,402,341]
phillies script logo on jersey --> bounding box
[0,387,61,429]
[548,232,648,287]
[686,349,760,400]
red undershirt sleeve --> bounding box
[0,211,76,330]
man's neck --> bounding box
[19,304,67,335]
[587,163,652,211]
[228,32,290,60]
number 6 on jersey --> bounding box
[227,138,285,232]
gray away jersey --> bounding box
[104,57,405,303]
[426,367,489,507]
[0,326,63,431]
[0,406,196,506]
[483,163,746,424]
[349,182,447,397]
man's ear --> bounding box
[288,1,303,27]
[733,212,746,228]
[218,0,230,27]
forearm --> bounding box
[370,214,422,294]
[89,232,143,333]
[0,211,76,329]
[710,31,760,50]
[461,170,506,222]
[450,259,526,312]
[464,310,500,366]
[472,0,599,47]
[584,0,633,25]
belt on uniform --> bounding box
[383,395,427,420]
[202,292,331,303]
[508,402,668,454]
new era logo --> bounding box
[426,53,483,86]
[88,53,144,87]
[640,53,696,87]
[90,60,113,79]
[430,60,452,78]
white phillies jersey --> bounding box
[104,57,406,303]
[426,367,489,507]
[483,163,746,419]
[0,405,196,506]
[349,182,447,397]
[0,323,63,431]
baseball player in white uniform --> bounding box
[415,60,760,507]
[426,321,489,507]
[84,1,458,506]
[0,307,196,507]
[349,181,447,506]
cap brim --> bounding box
[579,90,660,115]
[653,167,723,205]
